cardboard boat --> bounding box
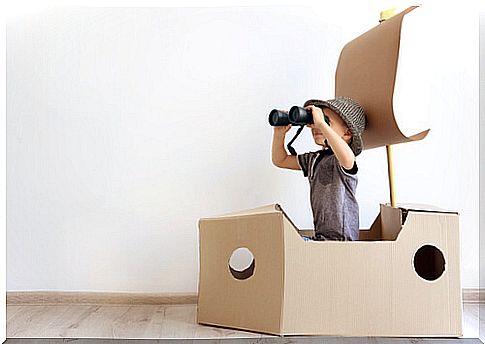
[197,6,462,337]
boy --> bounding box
[271,97,366,241]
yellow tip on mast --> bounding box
[379,8,397,22]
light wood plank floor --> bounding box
[6,303,485,342]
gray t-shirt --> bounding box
[297,149,359,241]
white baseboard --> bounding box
[7,289,484,305]
[7,291,198,305]
[462,288,485,304]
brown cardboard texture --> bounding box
[335,6,430,150]
[197,204,462,336]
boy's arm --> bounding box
[272,125,301,170]
[321,125,355,170]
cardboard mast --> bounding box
[381,7,398,207]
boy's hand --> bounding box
[273,124,292,137]
[305,105,328,129]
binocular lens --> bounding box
[268,106,315,126]
[269,110,290,126]
[289,106,313,126]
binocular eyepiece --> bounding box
[268,106,313,126]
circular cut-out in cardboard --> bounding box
[413,244,446,281]
[228,247,255,280]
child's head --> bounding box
[306,106,352,147]
[303,97,366,156]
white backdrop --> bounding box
[7,3,479,292]
[480,11,485,289]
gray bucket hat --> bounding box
[304,96,367,156]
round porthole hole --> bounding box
[228,247,255,280]
[413,244,446,281]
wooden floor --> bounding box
[6,303,485,342]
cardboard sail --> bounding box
[335,6,430,150]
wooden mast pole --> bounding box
[379,7,397,207]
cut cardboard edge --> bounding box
[390,203,459,215]
[198,204,280,221]
[199,203,299,222]
[203,202,457,219]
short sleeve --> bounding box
[338,160,358,176]
[297,152,312,177]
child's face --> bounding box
[309,107,352,147]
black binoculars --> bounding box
[269,106,329,155]
[268,106,313,126]
[269,106,330,127]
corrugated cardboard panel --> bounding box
[281,206,462,336]
[335,6,429,150]
[392,211,462,336]
[197,212,284,335]
[380,204,403,240]
[281,218,395,336]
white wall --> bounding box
[7,4,479,292]
[480,11,485,289]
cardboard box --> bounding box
[197,203,462,337]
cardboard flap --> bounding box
[380,204,403,240]
[335,6,430,150]
[198,211,285,334]
[199,204,303,235]
[200,203,280,220]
